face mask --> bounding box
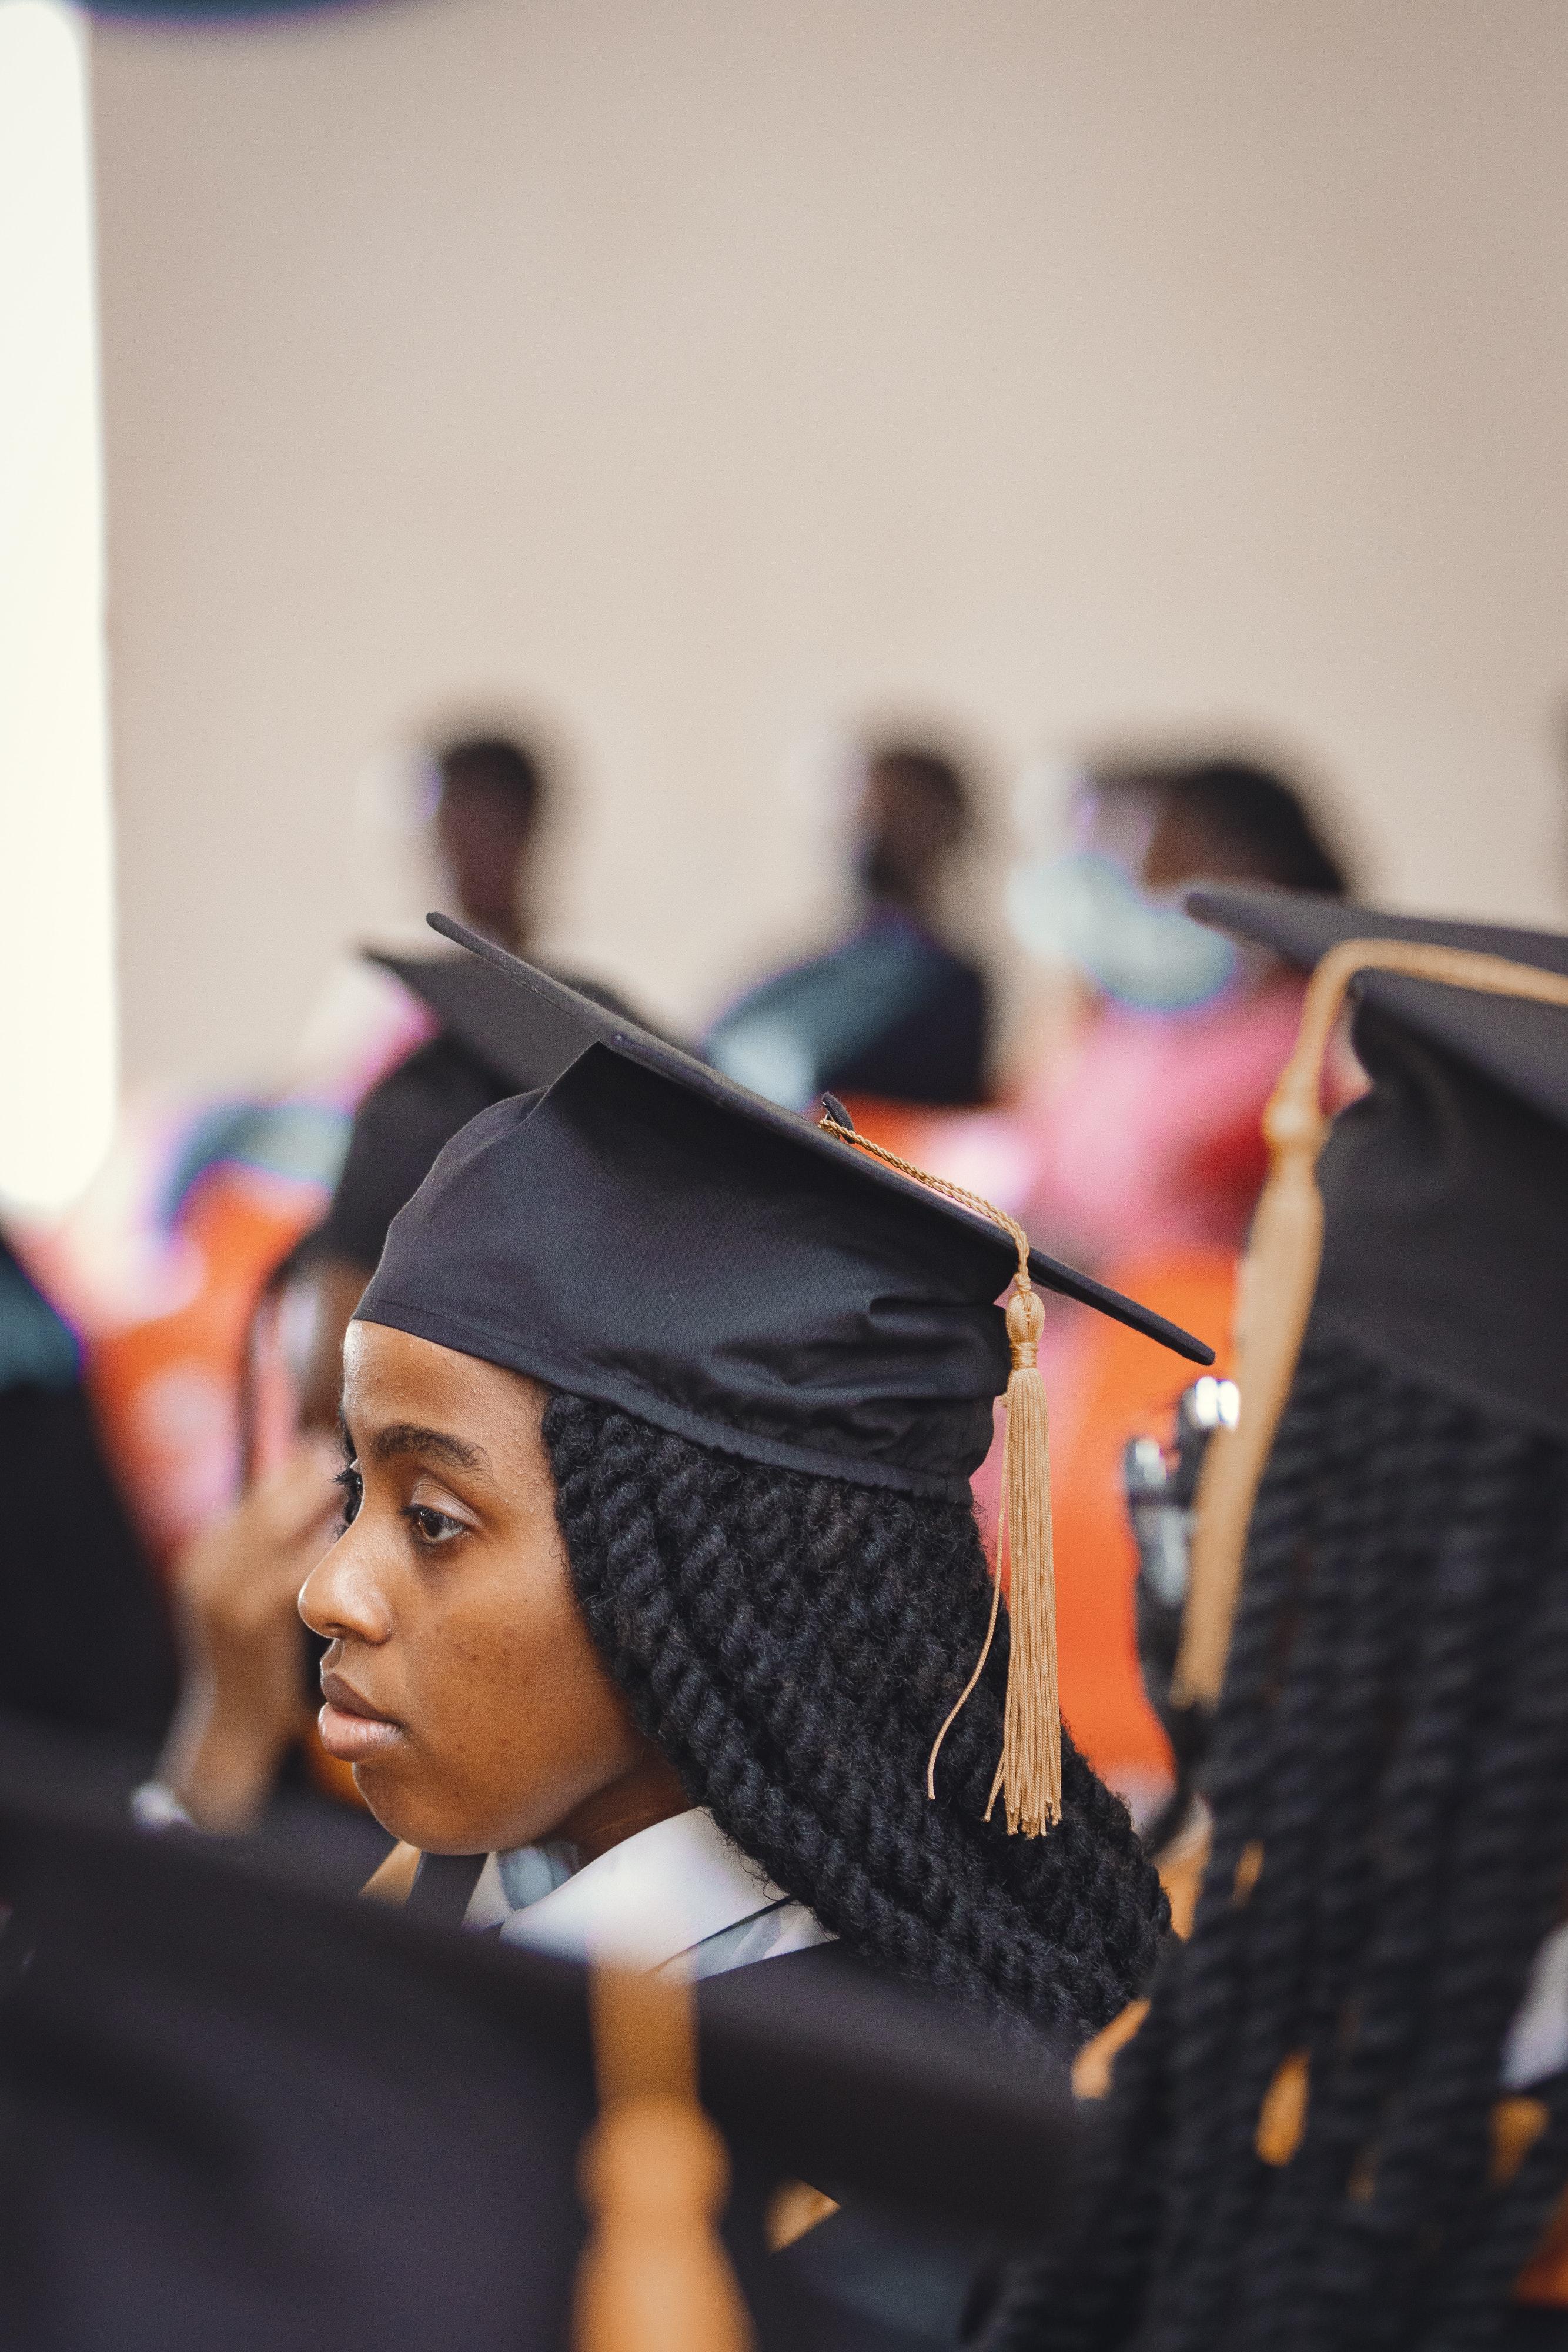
[1007,850,1238,1011]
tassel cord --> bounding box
[927,1422,1009,1803]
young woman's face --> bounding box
[299,1322,680,1857]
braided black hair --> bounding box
[975,1331,1568,2351]
[540,1388,1170,2044]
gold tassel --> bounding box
[575,1963,753,2352]
[814,1105,1061,1835]
[922,1268,1061,1833]
[359,1840,422,1904]
[1173,937,1568,1710]
[987,1284,1061,1833]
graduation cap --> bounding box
[0,1793,1078,2350]
[1172,887,1568,1704]
[359,918,1212,1838]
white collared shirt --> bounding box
[464,1807,834,1982]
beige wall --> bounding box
[91,0,1568,1090]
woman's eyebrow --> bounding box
[369,1422,488,1474]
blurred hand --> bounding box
[158,1436,342,1834]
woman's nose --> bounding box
[298,1523,393,1645]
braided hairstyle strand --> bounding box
[974,1332,1568,2352]
[541,1388,1169,2043]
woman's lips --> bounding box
[317,1670,403,1764]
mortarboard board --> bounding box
[365,948,653,1097]
[0,1793,1078,2351]
[357,917,1213,1836]
[1172,887,1568,1703]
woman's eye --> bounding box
[334,1464,363,1527]
[404,1505,467,1548]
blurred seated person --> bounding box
[1004,752,1352,1265]
[705,741,992,1110]
[427,730,544,954]
[0,1230,176,1755]
[892,753,1353,1267]
[289,727,574,1428]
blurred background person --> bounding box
[0,1225,176,1787]
[425,731,547,953]
[5,725,581,1866]
[705,740,992,1111]
[1000,753,1353,1267]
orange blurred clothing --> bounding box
[82,1160,332,1564]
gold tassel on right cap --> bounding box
[818,1104,1061,1835]
[1173,937,1568,1711]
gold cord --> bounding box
[1174,937,1568,1709]
[817,1113,1034,1289]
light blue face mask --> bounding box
[1007,850,1238,1011]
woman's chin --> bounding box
[352,1767,485,1857]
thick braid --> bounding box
[1427,2077,1568,2352]
[1138,1340,1349,2331]
[1232,1361,1457,2345]
[1305,1426,1546,2345]
[1330,1450,1568,2339]
[541,1389,1170,2042]
[974,1961,1186,2352]
[1153,1364,1370,2352]
[976,1333,1568,2352]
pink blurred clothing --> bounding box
[903,980,1312,1277]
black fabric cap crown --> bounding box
[357,917,1211,1499]
[1189,888,1568,1440]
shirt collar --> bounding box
[489,1808,791,1971]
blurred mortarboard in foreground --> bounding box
[315,949,656,1273]
[359,918,1212,1835]
[0,1795,1076,2351]
[1175,887,1568,1702]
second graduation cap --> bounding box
[358,917,1212,1836]
[1175,886,1568,1702]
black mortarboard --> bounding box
[1174,886,1568,1701]
[358,918,1212,1837]
[315,951,653,1272]
[0,1794,1077,2350]
[360,917,1211,1504]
